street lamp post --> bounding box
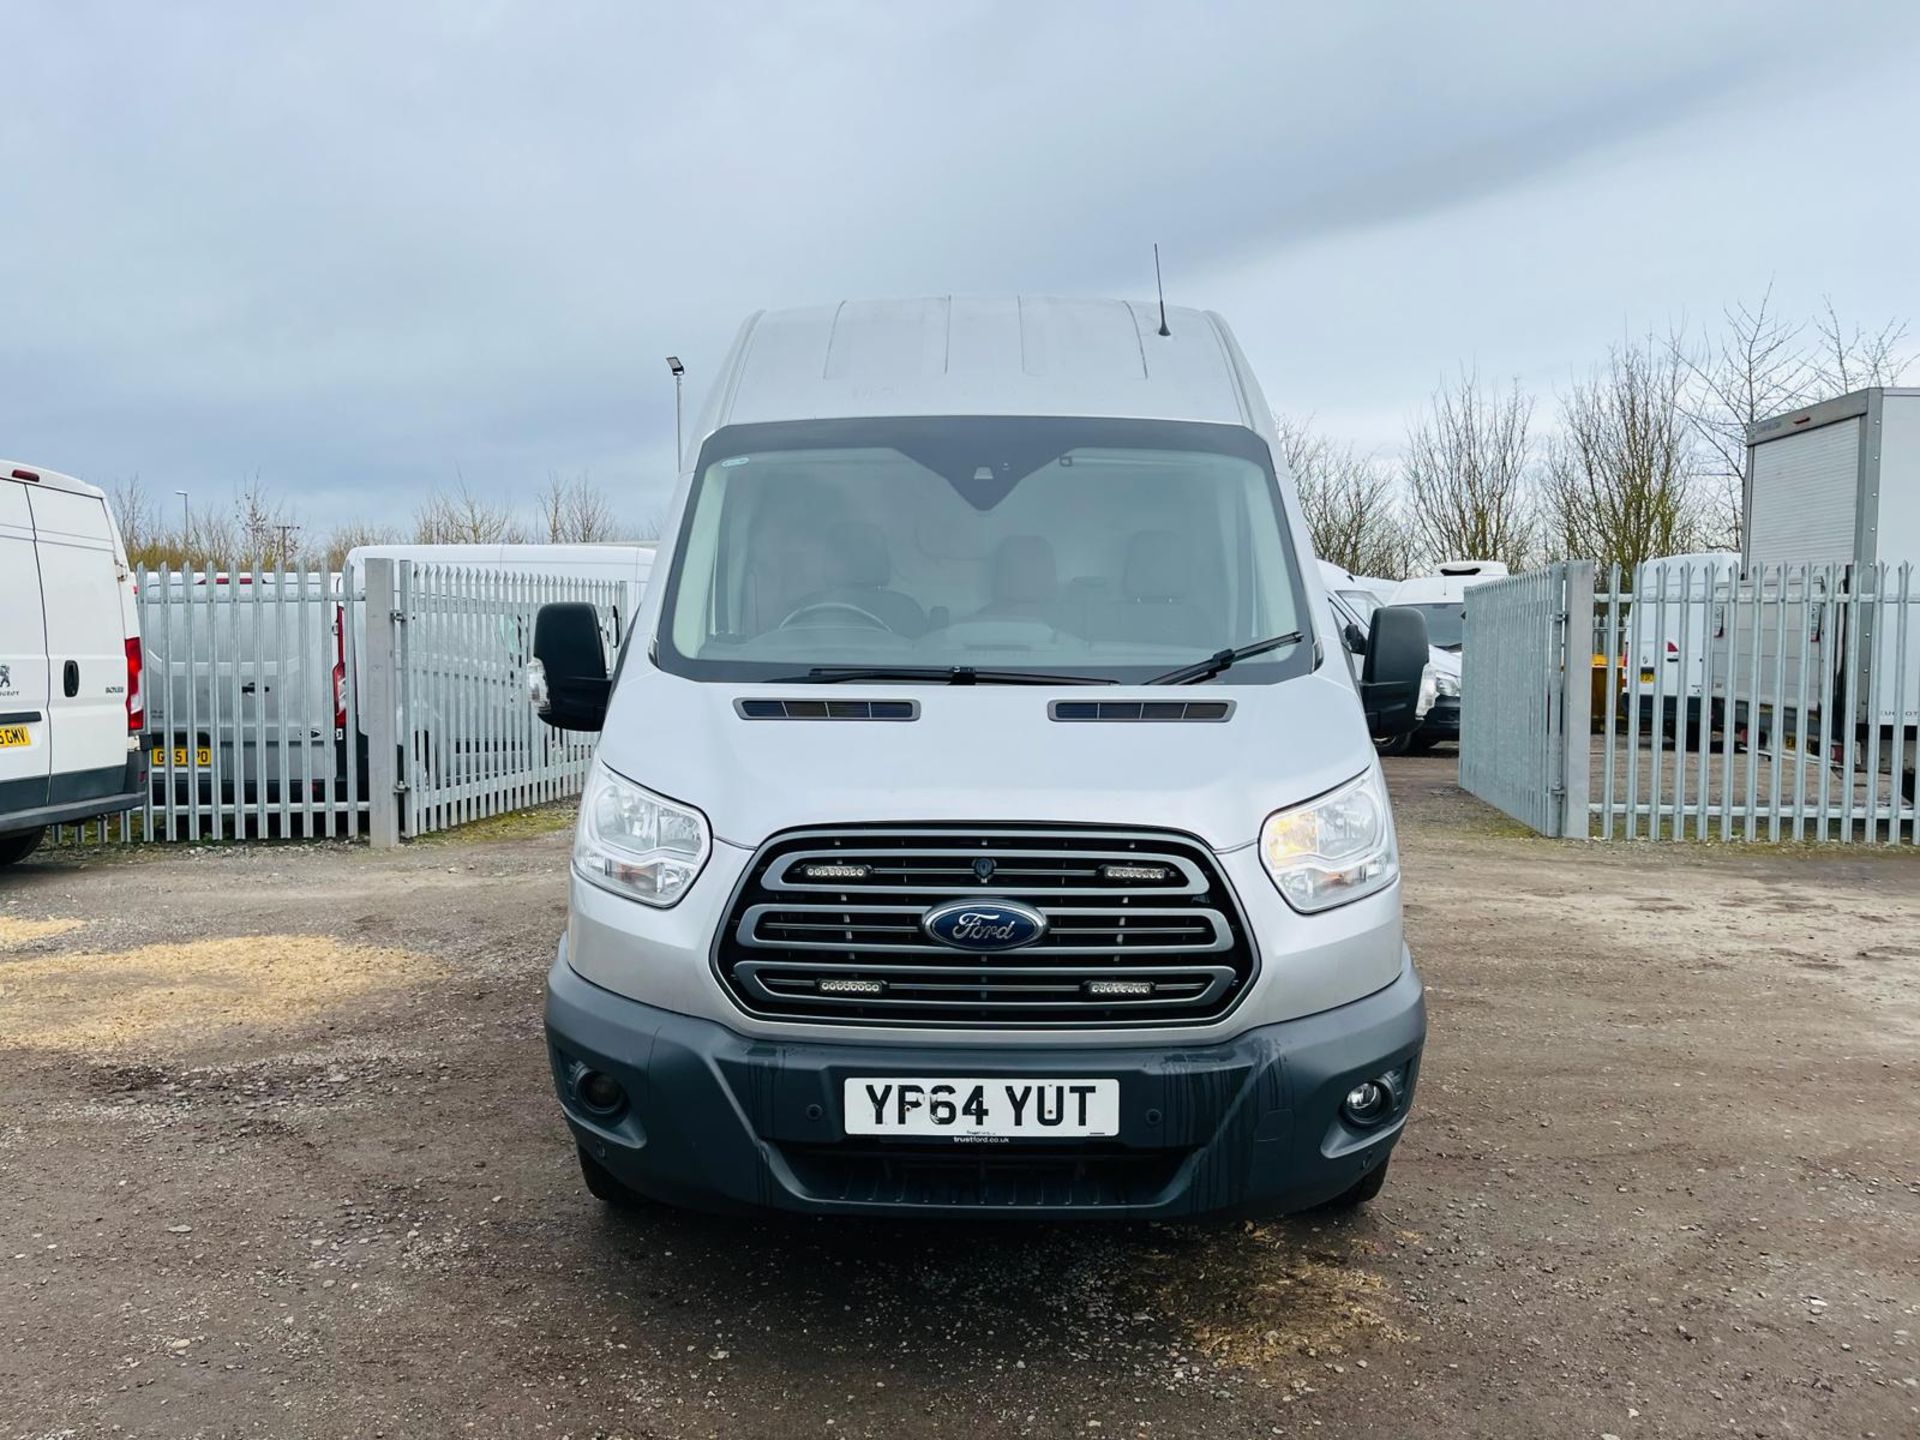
[666,356,685,468]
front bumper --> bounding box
[546,942,1426,1219]
[1418,696,1460,742]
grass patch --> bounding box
[414,801,577,846]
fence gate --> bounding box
[363,559,623,845]
[52,559,625,851]
[1459,559,1918,844]
[1458,562,1593,838]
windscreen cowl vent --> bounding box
[736,698,919,721]
[1049,700,1234,722]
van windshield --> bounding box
[655,417,1312,684]
[1403,603,1465,650]
[1337,588,1381,623]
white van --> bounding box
[1319,560,1458,753]
[1621,551,1739,739]
[527,296,1432,1220]
[142,570,343,816]
[1,461,143,865]
[1387,560,1510,652]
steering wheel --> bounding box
[777,600,895,632]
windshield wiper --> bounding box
[1145,631,1306,686]
[771,665,1115,686]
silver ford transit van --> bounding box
[531,297,1430,1218]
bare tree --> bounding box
[1670,286,1816,548]
[321,520,398,571]
[1673,287,1913,548]
[535,471,620,543]
[108,475,155,559]
[1542,339,1705,577]
[1400,372,1536,571]
[1274,416,1408,578]
[1814,296,1911,394]
[183,506,241,571]
[413,480,524,544]
[230,472,304,569]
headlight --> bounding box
[1259,769,1398,913]
[573,762,710,907]
[1435,670,1460,698]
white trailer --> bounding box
[1737,387,1920,798]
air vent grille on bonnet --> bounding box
[735,698,919,721]
[1048,700,1234,722]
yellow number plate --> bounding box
[0,725,31,748]
[1638,669,1657,683]
[151,746,213,767]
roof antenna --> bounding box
[1153,243,1172,336]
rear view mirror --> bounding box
[530,602,610,732]
[1360,605,1428,737]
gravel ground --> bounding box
[2,755,1917,1439]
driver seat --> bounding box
[809,522,928,636]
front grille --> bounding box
[714,827,1257,1027]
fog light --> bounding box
[1085,979,1155,997]
[1344,1082,1389,1124]
[1341,1068,1405,1127]
[574,1067,626,1117]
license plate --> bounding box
[843,1077,1120,1138]
[151,746,212,767]
[0,725,30,748]
[1639,669,1657,683]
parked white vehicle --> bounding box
[1620,552,1739,739]
[141,570,345,813]
[1734,388,1920,781]
[1,461,143,864]
[528,295,1433,1220]
[1320,560,1459,752]
[1388,560,1509,653]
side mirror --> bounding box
[530,602,610,732]
[1360,605,1428,737]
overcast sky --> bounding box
[4,1,1918,539]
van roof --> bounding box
[701,297,1260,435]
[2,459,107,501]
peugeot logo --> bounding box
[922,898,1047,952]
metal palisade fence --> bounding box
[1458,564,1591,839]
[111,564,365,845]
[51,558,623,848]
[373,560,620,843]
[1460,560,1919,844]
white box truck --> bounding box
[1737,387,1920,798]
